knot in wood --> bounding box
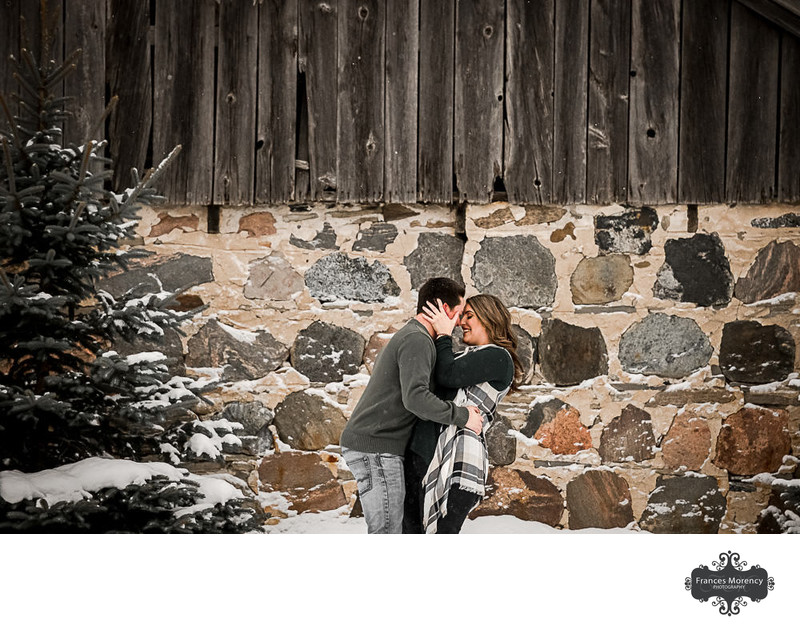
[483,25,494,38]
[359,6,369,19]
[226,92,237,104]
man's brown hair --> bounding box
[416,277,466,314]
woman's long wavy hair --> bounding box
[465,294,524,390]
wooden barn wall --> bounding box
[1,0,798,205]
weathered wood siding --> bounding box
[1,0,798,205]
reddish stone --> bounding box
[534,406,592,455]
[258,452,334,492]
[661,412,711,471]
[713,407,791,475]
[258,452,346,514]
[363,325,400,374]
[566,469,634,529]
[239,211,277,237]
[470,468,564,526]
[599,405,657,463]
[149,212,199,237]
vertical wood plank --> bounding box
[337,0,384,202]
[153,0,215,205]
[298,0,338,199]
[63,0,106,146]
[726,2,779,202]
[628,0,680,204]
[384,0,418,202]
[418,0,454,203]
[779,33,800,202]
[20,0,63,70]
[255,0,297,204]
[505,0,555,205]
[1,0,20,102]
[678,0,728,203]
[554,0,589,203]
[214,0,258,205]
[106,0,151,191]
[587,0,630,204]
[454,0,505,203]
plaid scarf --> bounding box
[421,345,511,534]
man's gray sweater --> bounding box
[340,319,468,455]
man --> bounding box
[340,277,483,534]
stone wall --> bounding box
[109,202,800,533]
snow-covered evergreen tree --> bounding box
[0,45,204,472]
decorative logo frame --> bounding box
[686,551,775,615]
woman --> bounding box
[418,294,523,534]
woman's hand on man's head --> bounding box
[420,299,459,336]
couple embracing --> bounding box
[340,277,523,534]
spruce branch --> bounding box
[2,138,16,196]
[89,96,118,142]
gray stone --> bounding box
[290,320,366,383]
[598,405,657,463]
[305,252,401,303]
[290,222,338,250]
[639,475,726,534]
[404,233,465,289]
[734,240,800,304]
[653,233,733,307]
[272,391,347,450]
[353,223,398,252]
[218,401,275,436]
[594,207,659,255]
[751,213,800,228]
[244,255,304,300]
[471,235,557,308]
[566,469,634,529]
[539,319,608,386]
[186,319,288,381]
[513,324,537,385]
[619,313,713,378]
[99,253,214,298]
[719,320,795,384]
[570,254,634,305]
[486,416,517,466]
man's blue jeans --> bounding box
[342,448,405,534]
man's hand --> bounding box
[465,406,483,434]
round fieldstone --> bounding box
[652,233,733,307]
[639,475,726,533]
[186,319,288,381]
[404,232,465,289]
[470,468,565,526]
[619,313,713,378]
[99,252,214,299]
[305,252,400,303]
[598,405,657,463]
[751,213,800,228]
[719,320,795,384]
[566,469,634,529]
[526,401,591,455]
[258,451,345,513]
[486,416,517,466]
[594,207,659,255]
[570,254,634,305]
[734,240,800,304]
[244,255,304,300]
[353,222,398,252]
[512,324,537,385]
[712,407,791,475]
[539,319,608,386]
[471,235,557,308]
[520,398,569,438]
[290,222,338,250]
[291,321,366,383]
[661,411,711,471]
[272,391,348,450]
